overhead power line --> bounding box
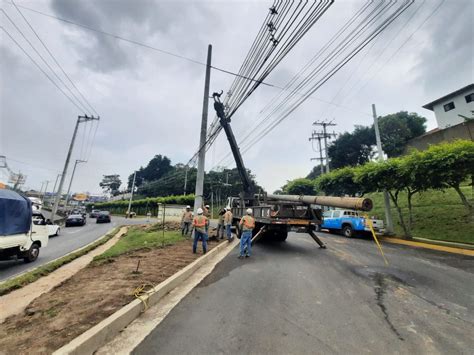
[10,0,99,116]
[1,25,86,112]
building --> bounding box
[422,83,474,129]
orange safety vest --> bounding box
[193,215,207,227]
[241,215,255,229]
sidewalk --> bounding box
[380,236,474,256]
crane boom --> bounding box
[213,92,254,196]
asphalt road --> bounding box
[134,231,474,354]
[0,216,151,282]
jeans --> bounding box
[182,222,191,236]
[240,230,252,256]
[193,230,208,253]
[217,223,224,238]
[226,224,232,240]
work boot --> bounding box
[238,255,244,259]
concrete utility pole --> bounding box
[41,180,50,204]
[127,171,136,217]
[312,120,337,173]
[372,104,394,234]
[65,159,86,206]
[194,44,212,213]
[51,173,61,201]
[183,166,188,196]
[51,115,99,221]
[309,131,326,175]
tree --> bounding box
[419,140,474,211]
[128,155,173,189]
[99,174,122,196]
[378,111,427,157]
[327,126,376,169]
[354,159,414,237]
[282,178,315,195]
[306,165,326,179]
[316,167,362,197]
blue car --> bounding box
[319,209,385,238]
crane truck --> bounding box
[212,91,373,248]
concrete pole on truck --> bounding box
[194,44,212,213]
[51,115,99,222]
[127,171,136,218]
[65,159,86,206]
[372,104,394,235]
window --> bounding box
[465,93,474,103]
[323,211,332,218]
[332,210,342,218]
[443,102,455,112]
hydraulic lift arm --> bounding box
[213,92,254,196]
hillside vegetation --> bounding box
[368,185,473,244]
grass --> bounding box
[0,227,121,296]
[367,185,473,244]
[92,225,184,263]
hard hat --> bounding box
[205,205,210,208]
[186,205,191,209]
[246,208,253,215]
[197,208,203,214]
[225,207,230,211]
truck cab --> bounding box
[0,190,49,263]
[321,209,385,237]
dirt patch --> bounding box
[0,237,223,354]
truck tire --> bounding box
[274,231,288,242]
[23,243,40,263]
[342,225,353,238]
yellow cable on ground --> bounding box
[133,283,156,312]
[364,214,389,266]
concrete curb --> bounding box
[53,240,233,355]
[380,236,474,256]
[412,237,474,250]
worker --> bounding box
[203,204,211,217]
[192,208,209,254]
[239,208,255,259]
[181,205,193,236]
[224,207,233,242]
[217,208,226,239]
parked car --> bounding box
[32,211,60,236]
[65,214,86,227]
[89,209,101,218]
[0,189,49,263]
[318,209,385,237]
[96,211,111,224]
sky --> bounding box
[1,0,473,195]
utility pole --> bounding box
[183,166,188,196]
[372,104,394,234]
[51,173,61,201]
[127,171,136,217]
[313,120,337,173]
[65,159,86,206]
[41,180,50,204]
[194,44,212,213]
[309,131,326,175]
[51,114,100,221]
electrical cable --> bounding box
[11,0,99,116]
[1,25,85,112]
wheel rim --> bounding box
[344,228,351,237]
[31,247,39,259]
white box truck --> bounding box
[0,189,49,263]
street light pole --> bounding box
[65,159,86,206]
[127,171,136,217]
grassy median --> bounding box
[92,224,184,263]
[0,227,120,296]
